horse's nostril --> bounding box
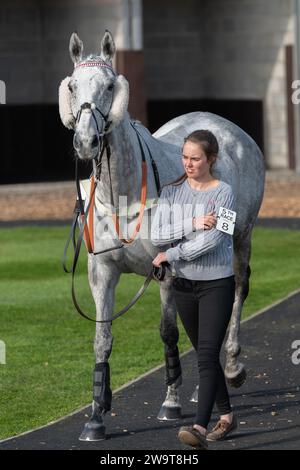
[73,133,81,151]
[91,135,99,148]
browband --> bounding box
[75,60,115,74]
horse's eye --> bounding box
[68,83,73,93]
[107,83,114,92]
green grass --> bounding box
[0,226,299,439]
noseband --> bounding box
[75,102,111,139]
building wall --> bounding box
[0,0,296,173]
[143,0,295,169]
[201,0,294,169]
[0,0,123,105]
[0,0,149,183]
[0,0,130,183]
[143,0,206,99]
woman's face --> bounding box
[182,141,211,179]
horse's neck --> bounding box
[95,115,140,210]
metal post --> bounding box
[293,0,300,173]
[0,80,6,104]
[131,0,143,50]
[122,0,142,50]
[121,0,131,49]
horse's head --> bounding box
[59,30,129,160]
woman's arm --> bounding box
[150,186,194,246]
[165,188,236,262]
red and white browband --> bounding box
[75,60,115,73]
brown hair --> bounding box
[170,129,219,186]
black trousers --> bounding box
[172,275,235,428]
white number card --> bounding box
[216,207,236,235]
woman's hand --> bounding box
[152,252,168,267]
[193,212,217,230]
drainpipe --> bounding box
[122,0,130,49]
[131,0,143,50]
[293,0,300,173]
[118,0,147,124]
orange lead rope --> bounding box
[112,161,147,244]
[82,175,96,253]
[83,161,147,252]
[62,129,165,324]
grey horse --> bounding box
[59,30,265,441]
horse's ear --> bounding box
[100,30,116,63]
[58,76,75,130]
[69,32,83,65]
[107,75,129,131]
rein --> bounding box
[62,121,167,324]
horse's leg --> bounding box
[157,277,182,420]
[224,233,252,388]
[79,257,120,441]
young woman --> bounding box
[151,129,237,450]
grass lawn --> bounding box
[0,226,299,439]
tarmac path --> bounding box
[0,174,299,450]
[1,290,299,450]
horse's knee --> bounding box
[94,328,114,361]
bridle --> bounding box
[62,59,167,323]
[73,58,115,148]
[74,101,111,140]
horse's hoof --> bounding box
[157,405,182,420]
[227,368,247,388]
[79,421,106,442]
[190,385,199,403]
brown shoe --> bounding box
[178,426,208,450]
[206,416,237,442]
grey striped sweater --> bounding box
[151,179,236,280]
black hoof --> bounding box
[79,421,106,442]
[157,405,182,420]
[227,368,247,388]
[190,385,199,403]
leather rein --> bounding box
[62,109,167,324]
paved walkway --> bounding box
[1,291,299,450]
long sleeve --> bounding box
[151,186,194,246]
[166,189,236,263]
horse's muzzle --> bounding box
[74,132,99,160]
